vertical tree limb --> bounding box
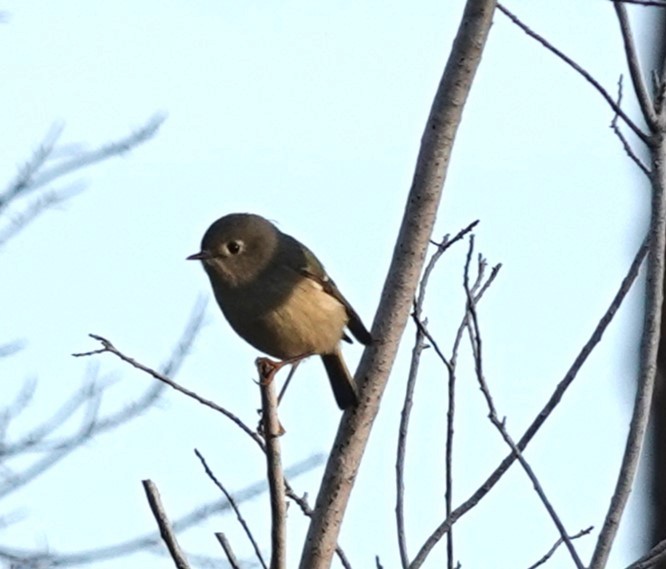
[590,129,665,569]
[613,4,658,128]
[298,2,497,568]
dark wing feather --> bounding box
[294,239,373,346]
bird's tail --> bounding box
[321,348,358,410]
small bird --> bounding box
[187,213,372,410]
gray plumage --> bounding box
[188,213,371,409]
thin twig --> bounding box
[277,361,301,405]
[409,235,648,569]
[497,3,650,144]
[402,236,500,569]
[257,364,287,569]
[611,76,651,177]
[215,533,241,569]
[0,185,84,247]
[396,324,429,569]
[142,480,191,569]
[462,237,584,569]
[0,116,164,212]
[0,124,62,211]
[0,456,322,568]
[73,334,265,451]
[526,527,593,569]
[395,221,477,568]
[195,450,268,569]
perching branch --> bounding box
[257,363,287,569]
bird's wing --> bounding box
[293,238,373,346]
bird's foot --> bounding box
[255,353,312,385]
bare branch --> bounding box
[0,115,164,237]
[0,184,83,247]
[463,237,584,569]
[142,480,192,569]
[396,222,477,568]
[396,324,428,569]
[0,124,63,212]
[497,3,650,144]
[215,533,241,569]
[613,3,658,128]
[410,235,648,569]
[72,333,265,451]
[0,455,322,568]
[611,76,651,177]
[281,483,352,569]
[299,2,497,565]
[590,124,666,569]
[526,527,594,569]
[0,299,205,506]
[397,223,490,569]
[195,449,268,569]
[257,363,287,569]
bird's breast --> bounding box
[216,273,348,360]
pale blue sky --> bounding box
[0,1,654,568]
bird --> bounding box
[187,213,372,409]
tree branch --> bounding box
[497,3,650,144]
[613,3,658,128]
[195,449,267,569]
[142,480,192,569]
[215,533,241,569]
[527,527,594,569]
[410,235,648,568]
[463,237,584,569]
[395,221,478,569]
[299,2,497,567]
[589,120,666,569]
[73,333,265,451]
[257,366,287,569]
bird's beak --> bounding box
[186,250,211,261]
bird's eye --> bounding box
[226,240,242,255]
